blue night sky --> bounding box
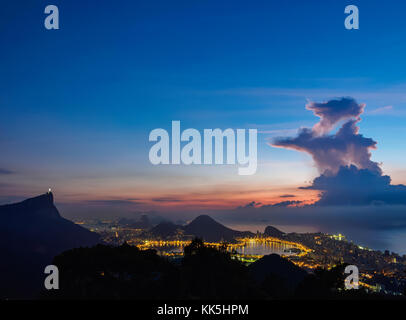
[1,0,406,244]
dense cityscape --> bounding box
[75,215,406,296]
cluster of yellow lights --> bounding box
[137,237,312,259]
[137,238,379,290]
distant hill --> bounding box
[145,215,254,242]
[263,225,285,238]
[0,193,100,299]
[119,215,152,230]
[183,215,254,242]
[149,221,183,238]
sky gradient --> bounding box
[2,0,406,237]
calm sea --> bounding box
[228,223,406,255]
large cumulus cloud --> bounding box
[301,165,406,206]
[271,97,406,206]
[306,97,365,135]
[272,98,380,174]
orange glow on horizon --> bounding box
[72,186,321,212]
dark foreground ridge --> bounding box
[1,194,405,300]
[0,193,100,299]
[42,240,390,300]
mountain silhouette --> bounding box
[145,215,254,242]
[183,215,254,242]
[263,225,285,238]
[0,193,100,299]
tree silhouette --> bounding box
[181,238,263,299]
